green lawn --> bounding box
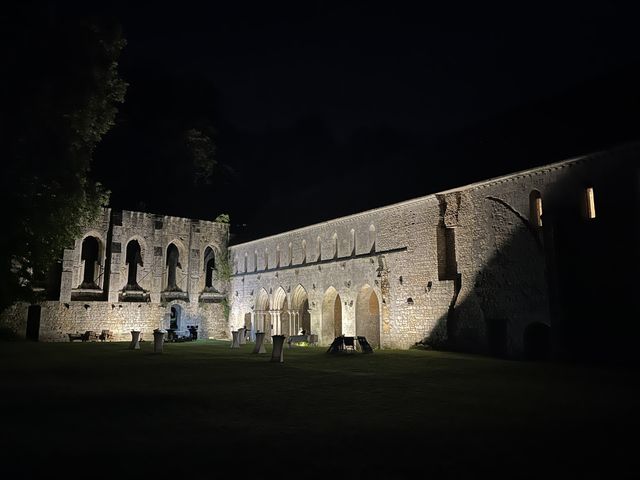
[0,340,638,479]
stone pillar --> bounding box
[250,312,256,342]
[273,311,280,335]
[238,327,246,345]
[310,308,322,345]
[288,312,293,337]
[343,297,356,337]
[129,330,141,350]
[253,332,267,354]
[256,311,264,332]
[230,330,240,348]
[271,335,285,363]
[153,329,165,353]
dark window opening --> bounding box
[205,258,216,288]
[170,306,178,330]
[166,244,181,291]
[80,236,100,289]
[125,240,143,291]
[437,226,457,280]
[203,247,216,289]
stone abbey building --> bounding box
[2,144,638,361]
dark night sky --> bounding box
[58,1,640,242]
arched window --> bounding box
[301,240,307,263]
[203,247,216,288]
[350,229,356,255]
[369,224,376,253]
[288,242,293,266]
[80,236,100,289]
[584,186,596,219]
[125,240,143,290]
[332,232,338,258]
[316,236,322,261]
[254,250,258,272]
[264,248,269,270]
[276,245,281,267]
[529,190,543,227]
[166,244,181,291]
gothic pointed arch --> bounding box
[322,286,342,344]
[203,246,216,289]
[356,284,380,348]
[125,239,143,291]
[291,284,311,335]
[166,243,182,291]
[79,235,101,289]
[255,288,271,337]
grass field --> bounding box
[0,339,638,479]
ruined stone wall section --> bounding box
[4,151,624,355]
[0,300,227,342]
[1,210,230,342]
[60,208,112,302]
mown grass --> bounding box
[0,340,638,479]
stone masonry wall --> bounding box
[229,155,601,356]
[2,209,230,342]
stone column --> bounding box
[253,332,267,354]
[310,308,322,345]
[271,335,285,363]
[256,311,264,332]
[343,298,356,337]
[129,330,141,350]
[153,329,165,353]
[230,330,240,348]
[238,327,246,345]
[250,312,256,342]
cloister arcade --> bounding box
[237,282,381,347]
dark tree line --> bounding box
[0,5,127,310]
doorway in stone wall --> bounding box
[485,318,508,358]
[356,285,380,348]
[523,322,551,360]
[26,305,41,341]
[169,304,183,330]
[322,287,342,343]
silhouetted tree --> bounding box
[0,6,127,310]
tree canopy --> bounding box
[0,8,127,310]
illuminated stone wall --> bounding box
[0,300,226,341]
[228,152,620,357]
[3,146,635,359]
[1,210,229,341]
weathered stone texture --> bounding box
[228,155,608,357]
[3,148,634,360]
[2,210,230,342]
